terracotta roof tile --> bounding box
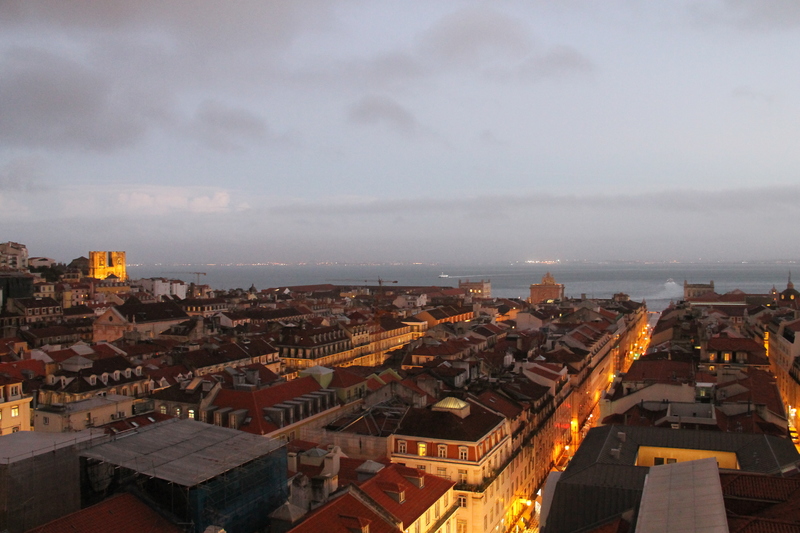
[26,492,182,533]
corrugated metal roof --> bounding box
[81,418,283,486]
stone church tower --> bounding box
[89,251,127,280]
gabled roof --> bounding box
[359,464,454,528]
[287,489,401,533]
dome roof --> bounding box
[433,397,468,410]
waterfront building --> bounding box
[528,272,564,304]
[683,279,715,299]
[459,279,491,299]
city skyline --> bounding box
[2,1,800,263]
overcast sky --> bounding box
[2,1,800,264]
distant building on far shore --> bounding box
[683,279,714,299]
[529,272,564,304]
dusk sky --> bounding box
[2,1,800,264]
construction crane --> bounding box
[328,278,399,314]
[328,278,398,288]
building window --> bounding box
[159,405,167,415]
[457,520,468,533]
[654,457,665,465]
[438,444,447,458]
[458,495,467,507]
[458,469,467,483]
[418,442,427,456]
[437,467,448,479]
[417,465,426,472]
[42,417,49,425]
[667,458,677,464]
[425,509,431,525]
[11,426,19,433]
[175,407,182,417]
[459,446,468,460]
[398,440,407,454]
[11,406,19,418]
[188,409,195,420]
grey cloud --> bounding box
[513,46,594,80]
[0,48,160,151]
[270,185,800,218]
[692,0,800,30]
[190,100,269,152]
[0,1,331,52]
[0,157,44,192]
[732,86,774,104]
[348,96,420,136]
[356,53,428,90]
[421,7,532,68]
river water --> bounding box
[127,262,795,313]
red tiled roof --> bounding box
[622,359,694,384]
[476,390,522,419]
[359,464,454,528]
[0,359,46,380]
[287,491,400,533]
[211,375,323,435]
[329,368,367,389]
[26,492,182,533]
[708,337,766,354]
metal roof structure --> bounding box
[0,429,107,464]
[637,458,728,533]
[81,418,284,487]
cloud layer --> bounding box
[1,2,799,264]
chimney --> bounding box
[322,447,342,477]
[287,452,298,473]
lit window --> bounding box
[188,409,195,420]
[175,407,182,417]
[11,406,19,418]
[418,442,427,456]
[159,405,167,415]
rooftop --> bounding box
[80,418,284,486]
